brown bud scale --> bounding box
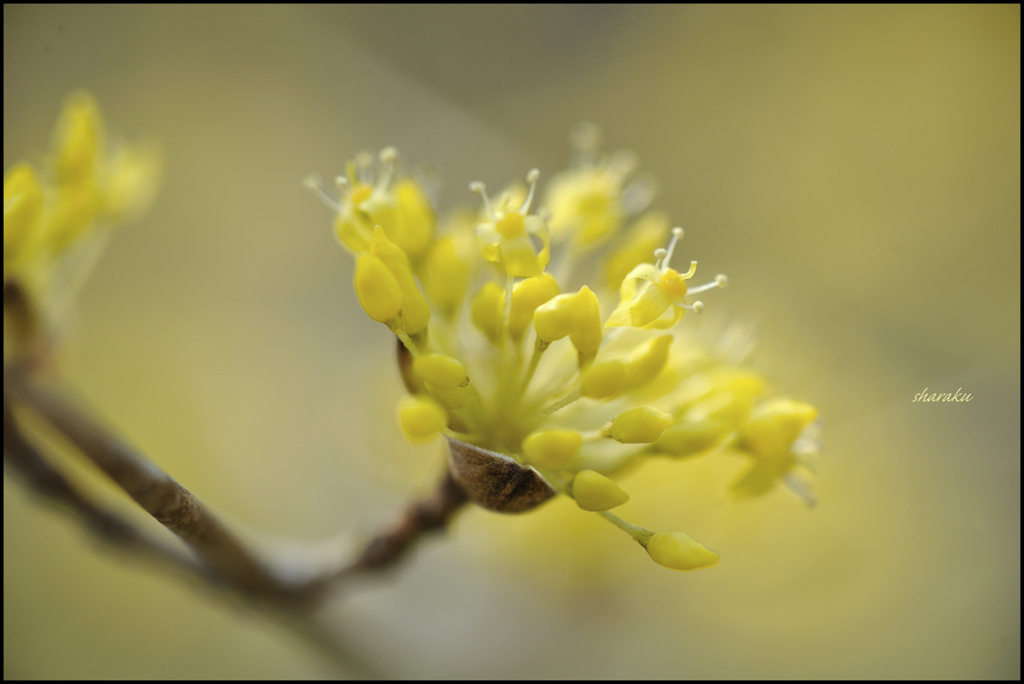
[446,438,556,513]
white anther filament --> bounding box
[687,274,729,296]
[303,174,342,211]
[521,168,540,214]
[469,181,494,219]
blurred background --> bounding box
[4,5,1019,679]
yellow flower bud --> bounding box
[470,281,505,345]
[740,398,819,458]
[521,428,581,469]
[334,209,373,253]
[353,253,403,323]
[398,395,447,443]
[414,354,467,389]
[608,406,672,444]
[423,234,472,317]
[579,360,628,399]
[414,353,469,408]
[656,419,732,457]
[624,334,672,390]
[392,177,435,258]
[4,163,44,272]
[532,285,602,365]
[572,470,629,511]
[508,273,559,342]
[646,530,719,571]
[369,226,431,334]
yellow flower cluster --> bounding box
[308,127,821,571]
[3,91,160,355]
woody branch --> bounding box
[3,363,469,610]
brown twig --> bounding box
[5,366,471,678]
[348,469,469,573]
[6,375,323,606]
[5,366,470,594]
[3,396,209,580]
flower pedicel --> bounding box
[306,126,822,571]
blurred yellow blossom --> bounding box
[731,397,822,506]
[3,91,160,359]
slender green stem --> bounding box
[519,339,549,397]
[599,511,653,546]
[394,329,418,356]
[543,390,580,415]
[501,274,514,361]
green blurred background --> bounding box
[4,5,1019,679]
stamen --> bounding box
[653,248,668,269]
[519,338,550,398]
[663,226,684,267]
[354,150,374,182]
[377,147,397,190]
[521,168,540,214]
[686,274,728,295]
[469,181,494,219]
[543,390,581,415]
[683,301,704,314]
[303,174,342,211]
